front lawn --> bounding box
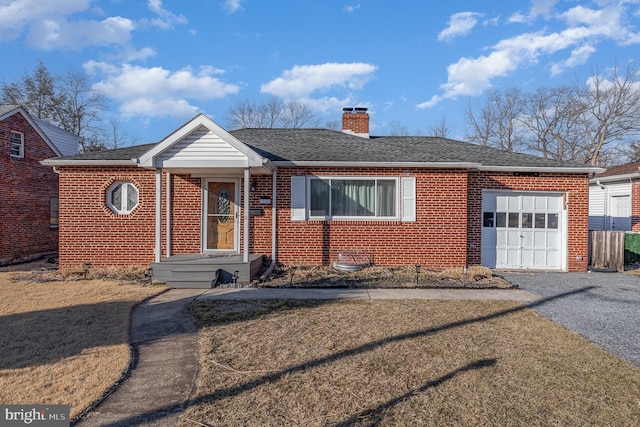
[184,298,640,426]
[0,271,166,420]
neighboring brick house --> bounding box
[43,109,600,286]
[588,161,640,232]
[0,105,80,266]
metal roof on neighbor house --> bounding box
[0,105,80,156]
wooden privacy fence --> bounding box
[590,230,625,272]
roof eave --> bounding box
[41,159,137,167]
[271,161,481,168]
[589,172,640,183]
[476,165,604,174]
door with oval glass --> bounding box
[206,181,237,251]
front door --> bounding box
[205,181,237,251]
[610,195,631,231]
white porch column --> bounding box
[165,171,171,258]
[243,168,250,263]
[155,168,162,262]
[272,168,277,260]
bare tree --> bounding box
[225,97,321,129]
[427,115,451,138]
[521,85,587,162]
[387,120,410,136]
[465,88,526,152]
[1,61,121,152]
[2,60,59,122]
[55,69,107,151]
[575,64,640,166]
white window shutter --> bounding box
[290,176,306,221]
[401,177,416,222]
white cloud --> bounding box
[222,0,244,14]
[438,12,483,42]
[550,44,596,75]
[344,3,360,14]
[0,0,90,41]
[26,16,134,50]
[89,63,240,119]
[508,0,558,24]
[260,62,377,98]
[146,0,187,29]
[0,0,134,50]
[419,1,640,109]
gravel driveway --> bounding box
[502,271,640,367]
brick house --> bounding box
[589,161,640,232]
[43,109,600,286]
[0,105,80,266]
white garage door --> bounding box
[481,192,566,270]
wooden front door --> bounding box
[206,182,236,250]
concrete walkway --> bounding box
[75,289,204,427]
[74,286,536,426]
[198,286,538,302]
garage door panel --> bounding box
[482,192,565,271]
[496,230,507,246]
[533,231,547,248]
[507,249,520,267]
[507,230,521,246]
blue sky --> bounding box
[1,0,640,144]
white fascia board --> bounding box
[589,172,640,183]
[271,161,481,168]
[157,159,250,169]
[41,159,137,167]
[138,113,266,168]
[477,165,604,174]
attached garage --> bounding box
[481,191,567,270]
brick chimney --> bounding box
[342,107,369,138]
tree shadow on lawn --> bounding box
[0,301,134,370]
[92,286,596,427]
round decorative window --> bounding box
[217,188,231,223]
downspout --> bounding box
[154,168,162,262]
[243,168,250,263]
[166,171,171,258]
[260,167,278,282]
[596,180,608,230]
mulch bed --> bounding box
[258,264,514,289]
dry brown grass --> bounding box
[183,299,640,426]
[262,264,512,289]
[0,272,167,420]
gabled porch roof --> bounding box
[137,113,274,175]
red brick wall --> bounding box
[272,168,469,268]
[57,166,157,268]
[0,112,59,264]
[632,181,640,232]
[467,171,590,272]
[55,165,590,272]
[342,111,369,134]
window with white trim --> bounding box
[107,182,139,214]
[10,131,24,158]
[308,177,398,219]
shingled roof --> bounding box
[44,126,600,172]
